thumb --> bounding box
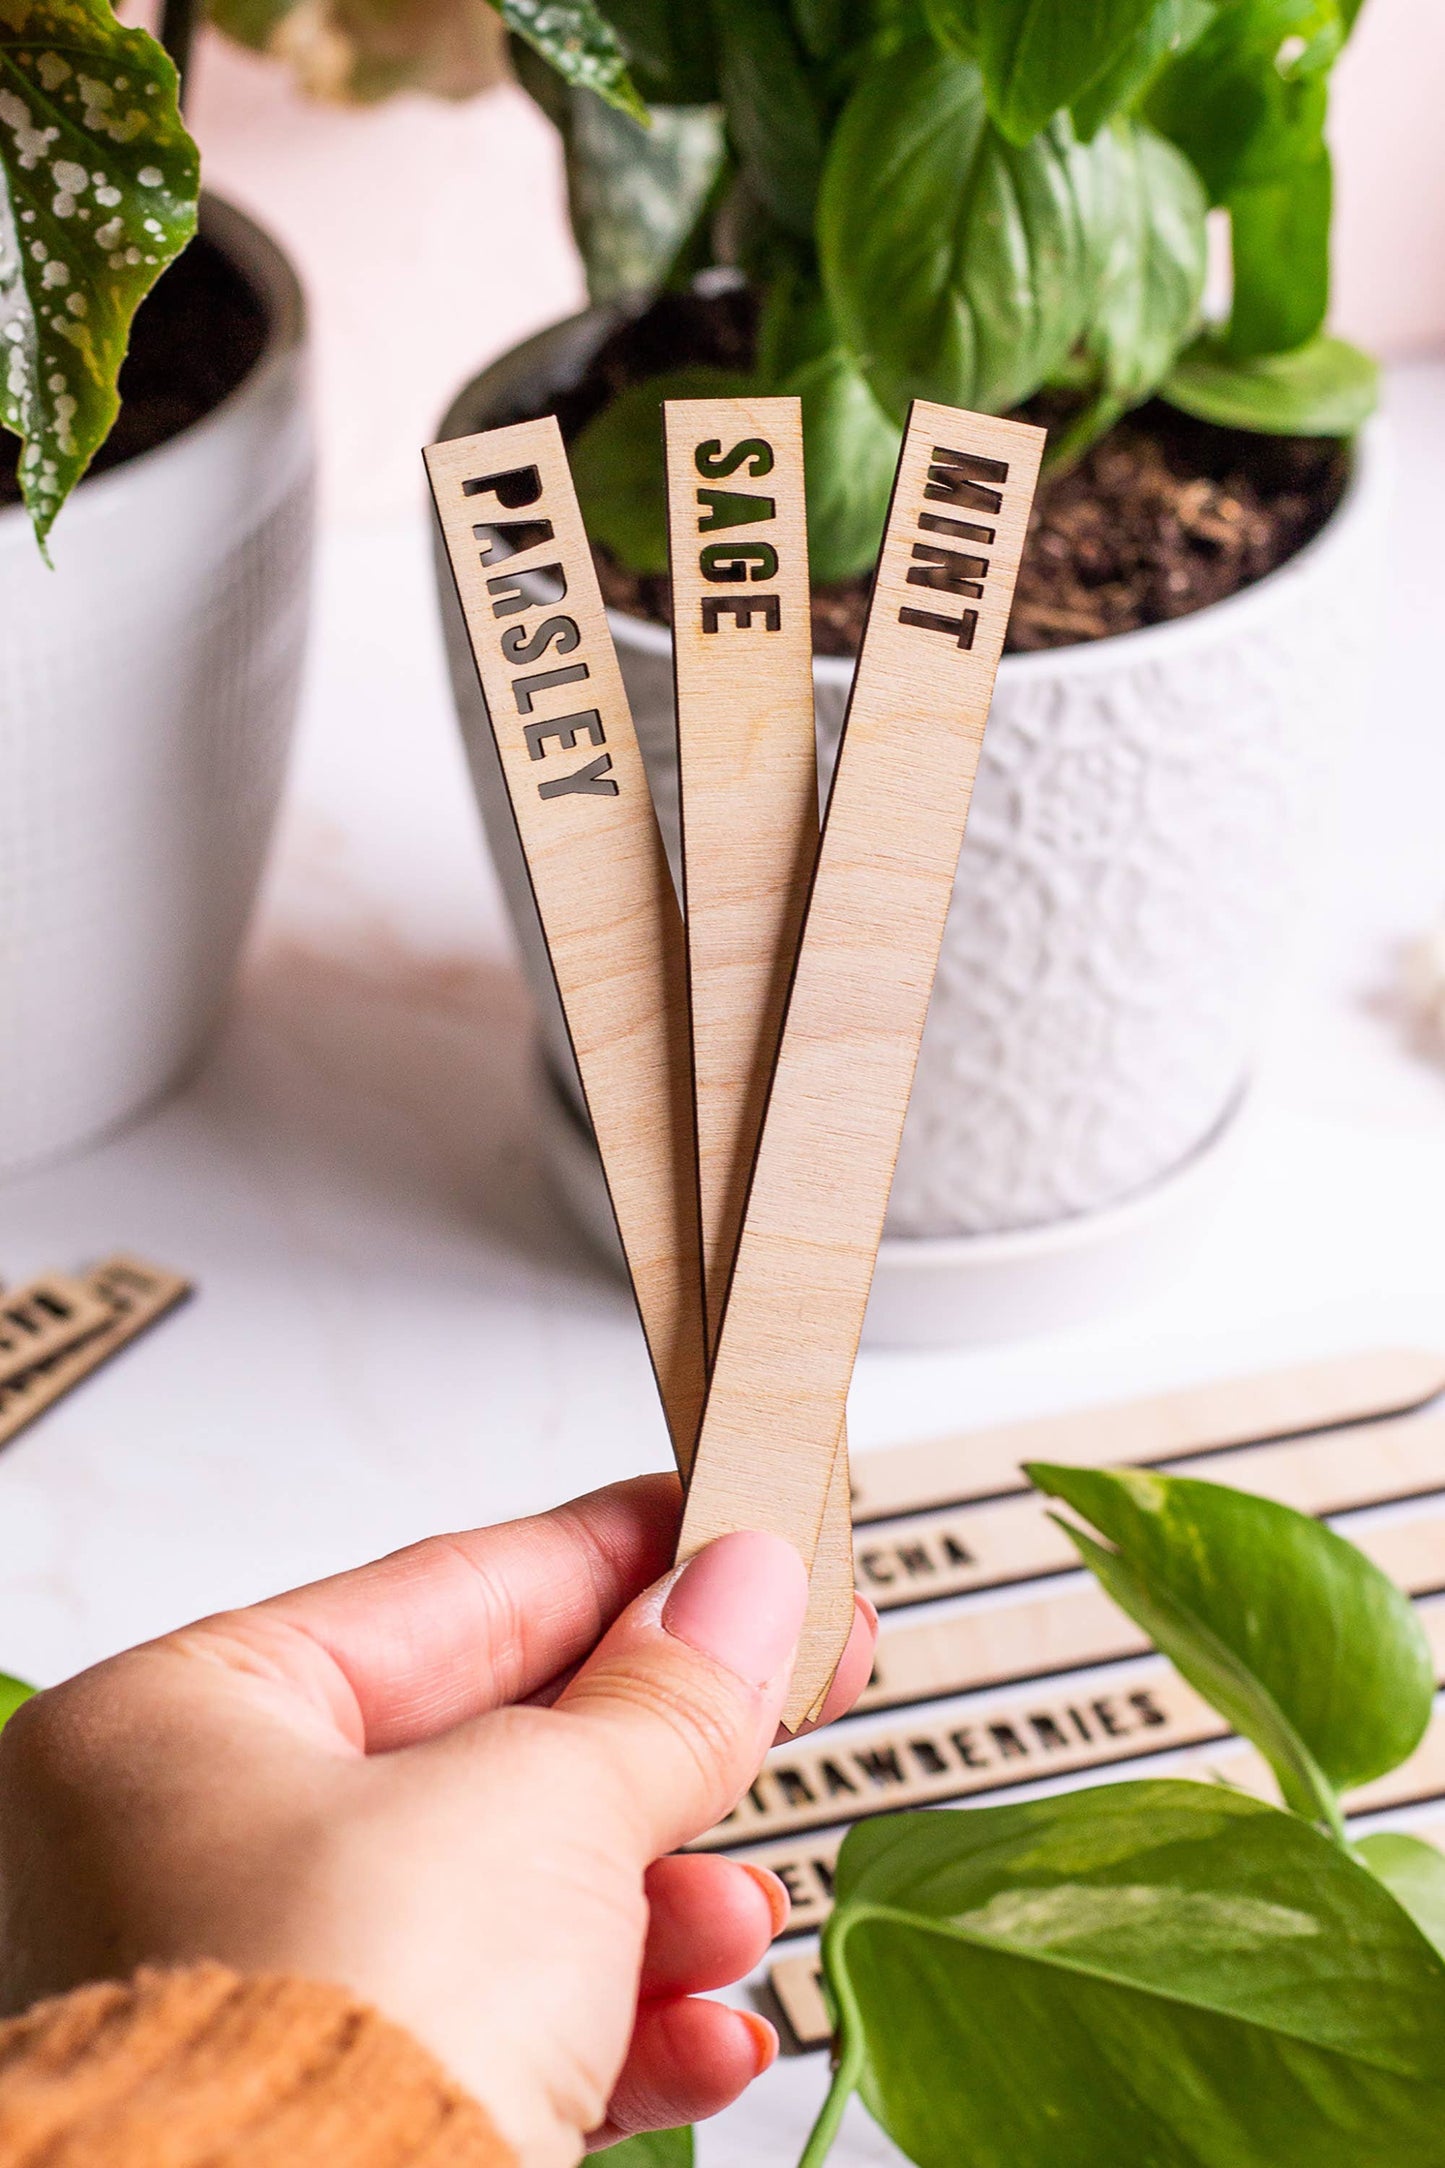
[552,1531,808,1863]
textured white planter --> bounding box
[0,195,313,1178]
[437,309,1382,1335]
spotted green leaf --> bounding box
[499,0,647,123]
[0,0,199,549]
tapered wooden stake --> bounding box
[663,393,854,1715]
[427,420,706,1473]
[849,1347,1445,1522]
[678,401,1044,1727]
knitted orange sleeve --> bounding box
[0,1963,515,2167]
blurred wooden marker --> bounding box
[0,1257,192,1449]
[663,392,854,1718]
[0,1273,112,1389]
[678,402,1045,1728]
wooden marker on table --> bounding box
[663,394,855,1714]
[0,1273,112,1389]
[426,420,706,1473]
[678,402,1045,1729]
[0,1257,191,1449]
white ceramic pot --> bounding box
[0,195,313,1178]
[436,310,1382,1335]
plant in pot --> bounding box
[0,0,700,1180]
[428,0,1384,1344]
[0,0,318,1176]
[605,1468,1445,2167]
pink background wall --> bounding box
[184,0,1445,521]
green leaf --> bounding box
[1067,114,1206,439]
[1357,1834,1445,1961]
[791,0,850,60]
[1070,0,1214,140]
[1226,147,1330,358]
[499,0,648,123]
[1027,1465,1433,1827]
[714,0,824,239]
[596,0,718,102]
[571,364,747,573]
[787,341,898,580]
[0,1671,34,1728]
[812,1783,1445,2168]
[558,89,726,304]
[975,0,1161,145]
[758,275,899,579]
[1146,0,1341,200]
[598,2129,693,2165]
[818,43,1097,420]
[1162,328,1379,432]
[920,0,978,56]
[0,0,199,550]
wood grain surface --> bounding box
[850,1347,1445,1521]
[677,403,1044,1729]
[427,420,707,1473]
[663,392,854,1720]
[855,1409,1445,1610]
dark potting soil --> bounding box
[0,235,270,510]
[553,286,1349,657]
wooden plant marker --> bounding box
[663,393,854,1715]
[758,1702,1445,1964]
[677,402,1044,1729]
[850,1346,1445,1523]
[0,1273,112,1389]
[0,1257,191,1448]
[856,1408,1445,1610]
[694,1582,1445,1851]
[854,1502,1445,1717]
[427,420,706,1474]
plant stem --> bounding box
[797,2018,864,2168]
[159,0,200,107]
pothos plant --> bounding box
[608,1467,1445,2167]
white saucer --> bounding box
[535,1061,1244,1350]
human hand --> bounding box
[0,1476,876,2165]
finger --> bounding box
[171,1475,680,1752]
[784,1595,879,1740]
[587,1997,776,2149]
[554,1530,810,1862]
[640,1855,789,1998]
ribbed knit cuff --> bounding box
[0,1962,513,2167]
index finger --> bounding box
[175,1474,681,1752]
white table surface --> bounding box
[2,362,1444,2164]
